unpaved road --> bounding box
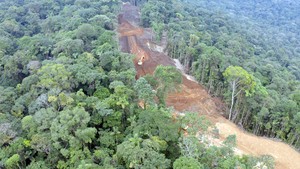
[118,3,300,169]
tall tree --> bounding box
[134,77,156,109]
[223,66,256,120]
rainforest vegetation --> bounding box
[0,0,296,168]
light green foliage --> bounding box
[106,81,133,109]
[22,115,37,137]
[181,113,211,135]
[75,128,97,143]
[223,66,256,96]
[92,30,117,52]
[189,34,200,47]
[26,161,49,169]
[223,66,256,120]
[151,136,168,151]
[5,154,20,169]
[17,74,39,93]
[53,38,84,57]
[57,92,74,107]
[173,157,203,169]
[37,63,72,91]
[50,107,96,149]
[56,148,93,169]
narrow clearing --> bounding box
[118,3,300,169]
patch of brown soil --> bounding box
[118,3,300,169]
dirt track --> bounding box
[118,3,300,169]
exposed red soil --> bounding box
[118,3,300,169]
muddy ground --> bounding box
[118,3,300,169]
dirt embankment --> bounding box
[118,3,300,169]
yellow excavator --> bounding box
[138,55,144,65]
[137,49,144,66]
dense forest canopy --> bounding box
[0,0,275,168]
[189,0,300,80]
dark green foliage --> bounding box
[93,87,110,100]
[0,86,17,114]
[134,77,156,108]
[134,108,180,142]
[116,135,171,169]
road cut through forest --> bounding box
[118,3,300,169]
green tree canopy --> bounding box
[154,65,182,105]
